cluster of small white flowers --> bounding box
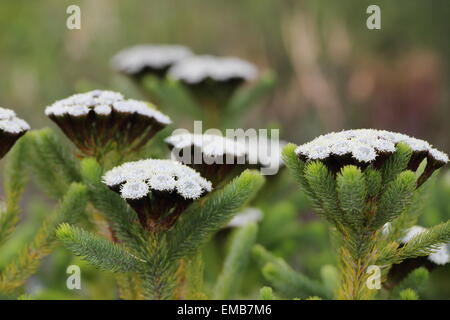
[111,45,193,74]
[0,107,30,134]
[45,90,171,124]
[296,129,448,164]
[227,208,262,228]
[401,226,450,265]
[103,159,212,200]
[168,55,258,84]
[165,133,248,158]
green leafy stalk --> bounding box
[260,286,276,300]
[213,223,258,299]
[0,136,29,246]
[253,245,329,299]
[56,223,143,273]
[0,183,88,293]
[167,170,265,261]
[382,221,450,264]
[27,128,80,199]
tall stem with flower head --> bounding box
[283,129,450,300]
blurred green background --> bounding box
[0,0,449,299]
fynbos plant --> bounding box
[40,89,266,299]
[0,108,89,295]
[56,157,263,299]
[112,46,275,129]
[282,129,449,299]
[168,55,258,127]
[45,90,171,161]
[103,159,212,232]
[386,225,450,286]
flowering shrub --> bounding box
[277,129,449,299]
[45,90,171,160]
[0,42,449,302]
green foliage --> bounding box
[385,221,450,264]
[175,253,207,300]
[392,267,429,299]
[372,171,417,229]
[67,165,265,300]
[56,223,143,273]
[0,136,29,246]
[0,203,48,270]
[27,128,80,199]
[398,288,419,300]
[364,167,382,198]
[80,158,147,255]
[213,223,258,299]
[305,296,322,300]
[167,170,265,260]
[336,166,366,229]
[260,286,275,300]
[320,265,338,295]
[57,183,89,225]
[283,142,449,300]
[282,144,319,208]
[3,134,29,208]
[304,161,341,225]
[253,245,329,299]
[0,183,88,293]
[380,142,413,185]
[115,273,145,300]
[384,188,427,244]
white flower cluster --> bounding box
[296,129,448,163]
[401,226,450,265]
[103,159,212,200]
[165,133,247,158]
[168,55,257,84]
[227,208,262,228]
[45,90,171,124]
[0,107,30,134]
[111,45,192,74]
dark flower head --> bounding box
[103,159,212,232]
[168,55,257,106]
[296,129,448,185]
[45,90,171,157]
[0,107,30,159]
[111,44,192,80]
[165,133,248,185]
[166,133,285,183]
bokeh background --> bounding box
[0,0,449,299]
